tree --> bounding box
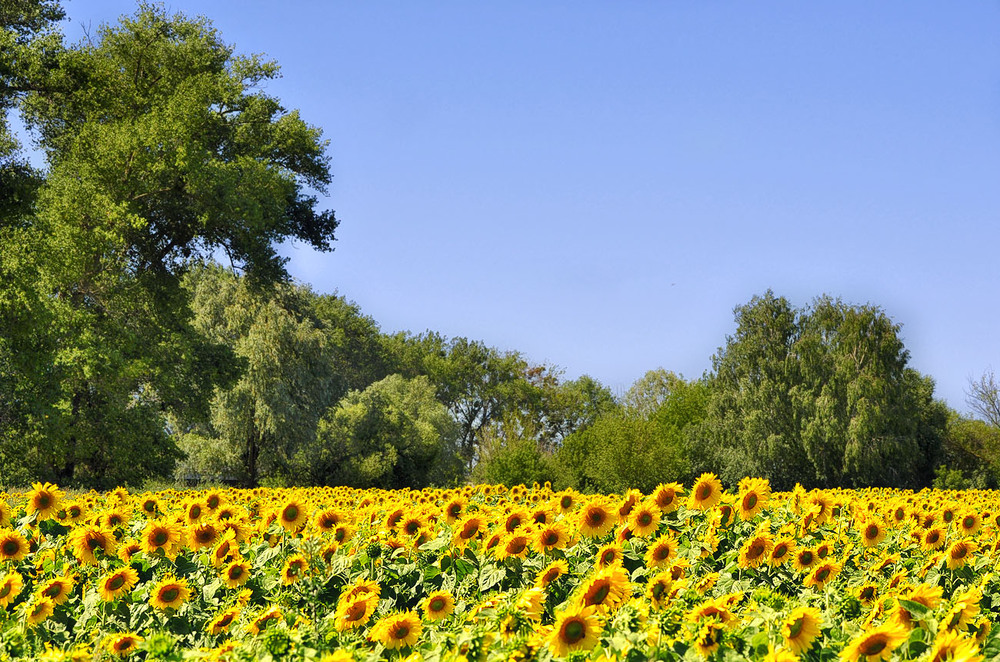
[305,374,463,489]
[0,4,337,487]
[176,265,338,486]
[622,369,684,418]
[701,292,947,490]
[967,369,1000,428]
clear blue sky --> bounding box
[59,1,1000,411]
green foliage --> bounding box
[305,374,463,489]
[935,414,1000,488]
[700,291,947,490]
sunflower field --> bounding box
[0,476,998,662]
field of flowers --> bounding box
[0,476,998,662]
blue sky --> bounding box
[58,1,1000,411]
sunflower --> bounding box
[0,502,9,528]
[106,633,142,656]
[782,607,822,654]
[737,477,770,520]
[536,559,569,588]
[576,564,630,613]
[313,508,344,532]
[533,521,570,553]
[189,521,219,550]
[792,547,817,572]
[556,491,578,513]
[281,554,309,585]
[645,570,676,609]
[957,512,982,537]
[495,531,531,561]
[652,482,684,513]
[25,597,55,626]
[276,499,308,533]
[763,647,801,662]
[688,473,723,511]
[335,593,377,631]
[504,508,530,533]
[35,575,74,605]
[945,540,977,570]
[204,491,224,512]
[0,529,28,562]
[149,575,191,611]
[594,542,623,569]
[98,567,139,602]
[738,531,774,569]
[422,590,455,620]
[207,607,241,635]
[578,499,615,538]
[102,508,131,530]
[210,531,240,567]
[942,587,982,631]
[769,538,796,567]
[839,622,908,662]
[517,586,545,621]
[692,618,726,657]
[370,611,422,649]
[249,606,284,634]
[222,559,252,589]
[332,523,355,545]
[26,482,64,520]
[628,501,662,537]
[921,527,946,551]
[0,571,24,607]
[926,630,983,662]
[645,533,679,569]
[137,496,162,518]
[859,518,887,547]
[442,496,466,524]
[547,605,602,658]
[184,499,206,524]
[688,595,736,626]
[62,501,87,523]
[452,514,486,547]
[342,577,381,603]
[804,561,841,591]
[68,524,116,564]
[141,519,183,558]
[856,584,878,607]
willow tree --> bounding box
[0,3,337,487]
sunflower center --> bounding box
[346,601,367,620]
[588,583,611,605]
[217,613,235,627]
[153,531,168,546]
[600,550,616,564]
[1,540,19,556]
[160,587,180,603]
[963,517,975,529]
[0,584,11,599]
[283,506,299,522]
[865,525,880,540]
[773,544,788,558]
[651,582,666,599]
[560,496,572,509]
[748,540,765,558]
[654,545,671,561]
[108,575,126,591]
[430,597,446,612]
[542,531,558,546]
[952,546,968,559]
[508,539,526,555]
[586,510,605,526]
[229,566,243,579]
[563,619,586,644]
[800,551,813,565]
[87,536,102,551]
[44,584,63,598]
[638,513,652,526]
[816,568,831,581]
[390,624,410,640]
[696,484,712,500]
[743,494,758,510]
[37,494,51,508]
[859,637,887,656]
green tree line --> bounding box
[2,2,997,492]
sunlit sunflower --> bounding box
[839,622,908,662]
[555,491,578,513]
[645,570,676,609]
[452,514,486,548]
[688,473,723,511]
[0,571,24,607]
[692,618,726,657]
[652,482,684,513]
[578,499,615,538]
[957,511,982,537]
[517,586,545,621]
[68,524,116,564]
[25,597,55,626]
[792,547,817,572]
[149,575,191,611]
[0,529,28,562]
[594,542,623,569]
[98,567,139,602]
[856,584,878,608]
[223,559,252,589]
[101,508,131,530]
[276,499,308,533]
[335,593,377,631]
[804,561,841,591]
[921,527,946,551]
[188,521,219,550]
[313,507,344,533]
[770,538,796,567]
[62,501,87,523]
[945,540,977,570]
[207,607,241,635]
[281,554,309,585]
[495,531,531,561]
[547,605,602,658]
[106,633,142,656]
[504,508,530,533]
[533,521,570,553]
[645,533,679,569]
[782,606,822,654]
[141,519,183,558]
[184,499,206,524]
[737,477,770,520]
[137,496,162,518]
[210,531,240,567]
[422,590,455,620]
[616,489,641,522]
[536,559,569,588]
[35,575,74,605]
[0,502,9,528]
[859,518,887,547]
[342,577,381,603]
[26,482,64,520]
[763,647,801,662]
[370,610,422,649]
[926,630,984,662]
[628,501,662,537]
[942,587,982,631]
[738,531,774,569]
[576,564,630,613]
[442,496,466,524]
[249,606,284,634]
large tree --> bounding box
[701,292,947,490]
[0,3,337,487]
